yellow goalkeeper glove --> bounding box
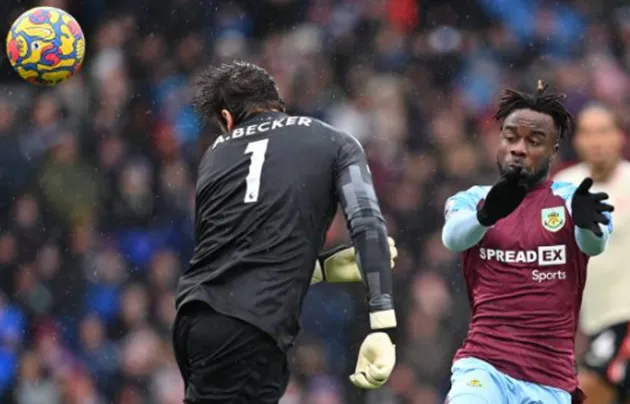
[310,237,398,285]
[349,310,397,389]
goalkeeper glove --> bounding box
[571,178,614,237]
[349,309,397,389]
[477,166,528,227]
[311,237,398,284]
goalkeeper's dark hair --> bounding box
[494,80,575,139]
[194,61,286,126]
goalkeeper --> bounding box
[173,61,397,403]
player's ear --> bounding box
[220,109,234,132]
[553,142,559,154]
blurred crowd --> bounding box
[1,0,630,403]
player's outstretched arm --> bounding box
[310,238,398,285]
[333,133,396,390]
[442,169,528,252]
[571,178,614,256]
[442,207,488,253]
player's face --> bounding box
[497,109,558,185]
[574,107,624,166]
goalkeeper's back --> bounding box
[173,61,395,403]
[176,111,389,351]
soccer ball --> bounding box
[6,7,85,86]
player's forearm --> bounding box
[575,225,609,256]
[335,172,395,329]
[334,136,396,334]
[442,211,488,252]
[347,215,396,330]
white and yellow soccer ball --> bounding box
[6,6,86,86]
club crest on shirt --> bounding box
[541,207,565,232]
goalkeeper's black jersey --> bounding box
[175,111,391,351]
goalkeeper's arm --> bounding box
[333,132,396,389]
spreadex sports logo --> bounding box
[479,245,567,282]
[531,269,567,283]
[479,245,566,266]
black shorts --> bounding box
[172,302,290,404]
[581,322,630,400]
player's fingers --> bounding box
[390,245,398,260]
[597,203,614,213]
[516,179,529,190]
[502,165,524,181]
[387,238,398,264]
[494,178,514,194]
[367,363,394,383]
[590,223,603,237]
[387,237,396,248]
[594,213,609,226]
[591,192,609,202]
[349,372,371,388]
[515,185,528,198]
[576,177,593,194]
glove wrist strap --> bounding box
[375,327,397,346]
[369,309,397,345]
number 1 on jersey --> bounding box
[243,139,269,203]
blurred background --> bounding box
[0,0,630,403]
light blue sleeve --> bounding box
[551,181,613,256]
[442,186,491,253]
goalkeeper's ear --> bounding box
[218,109,234,132]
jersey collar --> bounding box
[239,111,288,126]
[529,178,552,192]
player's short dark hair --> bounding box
[194,61,286,125]
[494,80,574,139]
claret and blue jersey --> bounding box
[442,179,613,400]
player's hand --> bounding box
[571,178,614,237]
[349,332,396,389]
[311,237,398,284]
[477,167,529,227]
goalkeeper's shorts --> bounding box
[446,357,571,404]
[172,301,290,404]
